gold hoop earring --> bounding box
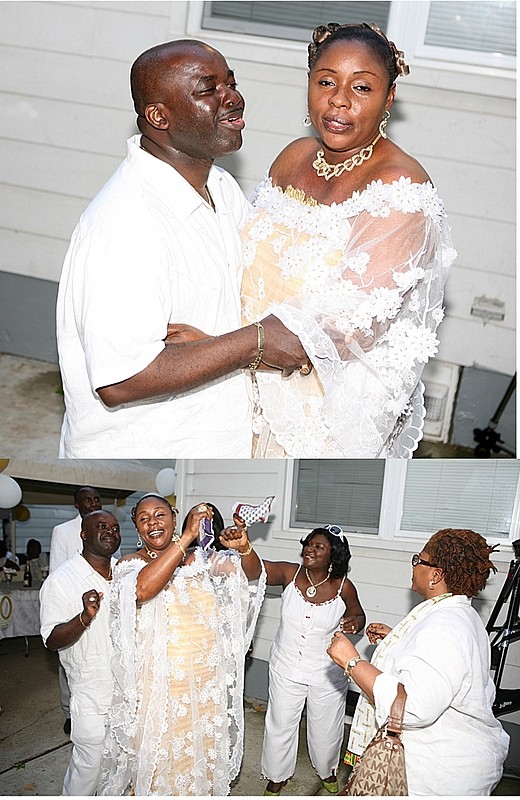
[303,113,312,128]
[379,110,390,139]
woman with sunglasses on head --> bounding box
[99,494,266,796]
[260,525,365,796]
[240,22,455,458]
[327,529,509,795]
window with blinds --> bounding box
[400,461,520,539]
[425,1,516,56]
[201,1,515,70]
[291,459,385,533]
[202,1,390,41]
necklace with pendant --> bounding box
[312,130,383,181]
[305,567,329,598]
[145,548,158,559]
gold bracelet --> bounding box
[172,536,187,557]
[238,541,254,557]
[248,321,264,371]
[78,612,90,630]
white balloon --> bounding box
[0,474,22,509]
[155,467,176,497]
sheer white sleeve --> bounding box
[241,177,456,457]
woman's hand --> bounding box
[327,631,358,669]
[366,622,392,644]
[220,514,250,553]
[164,323,210,344]
[340,614,362,635]
[183,503,214,544]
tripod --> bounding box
[486,539,520,716]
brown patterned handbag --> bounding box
[345,683,408,796]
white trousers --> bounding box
[62,711,107,796]
[261,666,348,782]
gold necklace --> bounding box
[305,567,330,598]
[145,547,158,559]
[312,131,382,181]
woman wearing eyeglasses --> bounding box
[327,528,510,796]
[260,525,365,796]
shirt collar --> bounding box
[127,135,223,220]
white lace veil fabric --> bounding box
[241,177,456,457]
[99,548,266,796]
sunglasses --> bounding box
[411,553,437,568]
[323,524,348,543]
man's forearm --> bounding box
[96,316,308,407]
[97,325,257,407]
[45,612,89,651]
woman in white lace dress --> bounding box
[98,495,266,796]
[241,23,457,458]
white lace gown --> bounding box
[98,548,266,796]
[241,177,457,458]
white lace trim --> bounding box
[99,549,266,796]
[242,177,456,458]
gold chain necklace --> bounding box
[312,131,382,181]
[305,567,330,598]
[145,547,158,559]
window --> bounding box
[203,1,390,42]
[201,1,515,74]
[400,460,520,540]
[291,459,385,534]
[289,460,520,544]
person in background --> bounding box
[49,485,103,736]
[260,526,365,796]
[50,486,103,572]
[327,528,509,796]
[99,495,266,796]
[24,538,48,582]
[40,510,121,796]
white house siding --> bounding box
[0,0,514,380]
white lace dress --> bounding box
[241,177,456,458]
[98,548,266,796]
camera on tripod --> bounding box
[486,539,520,716]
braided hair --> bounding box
[426,528,499,598]
[300,527,351,579]
[308,22,409,88]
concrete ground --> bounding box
[0,635,350,797]
[1,636,520,798]
[0,353,478,459]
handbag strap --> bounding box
[386,682,407,736]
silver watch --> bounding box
[344,656,362,679]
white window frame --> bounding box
[281,461,520,561]
[185,1,514,98]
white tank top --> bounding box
[269,566,347,686]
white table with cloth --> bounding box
[0,582,42,655]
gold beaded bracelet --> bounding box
[238,541,254,557]
[248,321,264,371]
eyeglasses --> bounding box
[411,553,437,568]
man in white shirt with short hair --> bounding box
[40,510,121,796]
[57,39,308,458]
